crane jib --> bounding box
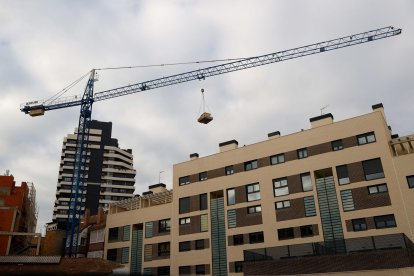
[20,26,401,115]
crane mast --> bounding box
[20,26,401,257]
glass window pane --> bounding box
[301,173,312,192]
[227,189,235,205]
[275,186,289,197]
[248,192,261,201]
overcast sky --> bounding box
[1,1,413,233]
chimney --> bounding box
[190,153,199,160]
[310,113,334,128]
[219,140,238,152]
[268,131,281,139]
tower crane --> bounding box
[20,26,401,257]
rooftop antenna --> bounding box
[320,105,329,115]
[159,171,164,183]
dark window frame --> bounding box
[179,197,190,214]
[179,266,191,275]
[407,175,414,189]
[200,193,208,210]
[357,132,376,145]
[297,148,308,159]
[179,176,190,186]
[374,214,397,229]
[196,264,206,275]
[179,217,191,225]
[352,218,367,231]
[249,231,264,244]
[275,200,291,209]
[300,225,314,237]
[368,184,388,194]
[336,165,350,185]
[199,171,208,181]
[362,158,385,180]
[235,261,244,273]
[244,160,258,171]
[331,139,344,151]
[225,165,234,175]
[246,183,261,202]
[179,241,191,252]
[247,205,262,214]
[159,219,171,233]
[273,177,289,197]
[233,234,244,246]
[270,153,285,165]
[301,172,313,192]
[227,188,235,205]
[278,227,294,240]
[195,239,205,250]
[158,242,170,256]
[108,227,119,242]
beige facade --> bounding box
[104,104,414,275]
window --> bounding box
[278,228,294,240]
[157,266,170,276]
[233,234,244,245]
[270,153,285,165]
[196,265,206,275]
[63,177,72,182]
[331,139,344,151]
[145,222,153,238]
[235,261,244,273]
[247,205,262,214]
[80,237,86,246]
[179,176,190,186]
[297,148,308,159]
[374,214,396,229]
[123,225,130,241]
[121,247,129,264]
[304,196,316,217]
[159,219,171,233]
[107,248,117,261]
[357,132,376,145]
[225,165,234,175]
[227,210,236,228]
[368,184,388,194]
[179,266,191,275]
[199,172,207,181]
[195,239,205,250]
[300,225,314,237]
[352,218,367,231]
[407,175,414,188]
[301,172,312,192]
[180,217,191,225]
[362,158,385,180]
[158,242,170,256]
[227,188,235,205]
[244,160,258,171]
[200,214,208,232]
[275,200,290,209]
[179,197,190,214]
[246,183,261,201]
[200,193,207,210]
[273,177,289,197]
[108,227,119,241]
[249,231,264,244]
[179,241,191,252]
[336,165,350,185]
[340,190,355,211]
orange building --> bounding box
[0,175,38,255]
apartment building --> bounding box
[105,184,173,275]
[53,120,136,228]
[105,104,414,275]
[0,174,38,255]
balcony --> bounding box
[390,135,414,156]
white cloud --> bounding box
[1,0,413,233]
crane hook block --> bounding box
[197,112,213,124]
